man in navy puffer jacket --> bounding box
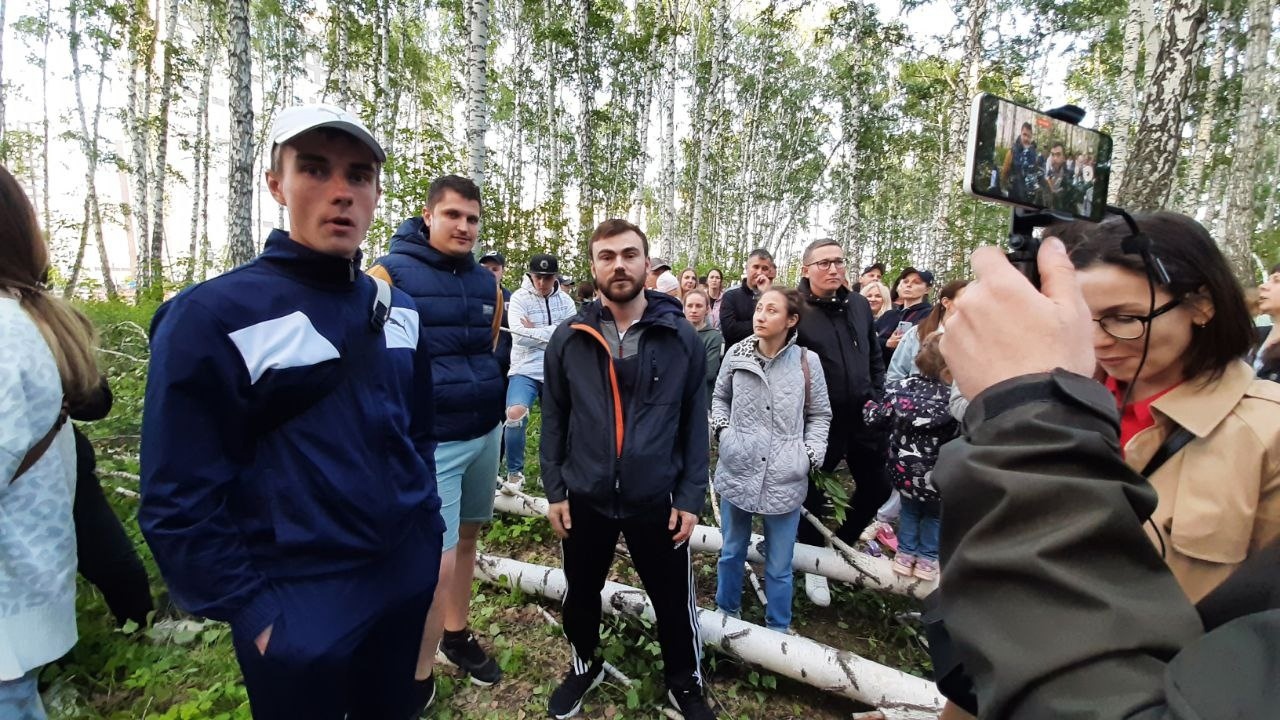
[369,175,506,709]
[140,105,444,720]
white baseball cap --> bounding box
[656,270,680,294]
[269,104,386,163]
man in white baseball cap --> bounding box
[139,103,445,719]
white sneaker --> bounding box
[804,573,831,607]
[506,472,525,485]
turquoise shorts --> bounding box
[435,423,502,551]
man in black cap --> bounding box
[480,251,513,382]
[503,253,577,484]
[858,263,885,289]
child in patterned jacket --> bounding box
[863,331,958,582]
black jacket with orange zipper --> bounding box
[541,291,709,519]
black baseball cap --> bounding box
[479,251,506,266]
[528,253,559,275]
[861,262,886,275]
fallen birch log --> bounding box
[493,486,934,599]
[477,554,943,720]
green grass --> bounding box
[43,300,929,719]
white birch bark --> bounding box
[187,10,217,284]
[69,0,117,299]
[1111,0,1148,196]
[493,489,934,598]
[1219,0,1271,278]
[577,0,595,236]
[40,0,52,235]
[932,0,986,269]
[688,0,724,266]
[476,554,945,719]
[145,0,180,293]
[126,1,154,284]
[659,0,678,254]
[1115,0,1207,210]
[1180,0,1230,212]
[467,0,491,187]
[225,0,256,268]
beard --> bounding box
[598,272,645,304]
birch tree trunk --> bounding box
[466,0,490,187]
[1180,0,1229,212]
[69,1,117,299]
[1111,0,1148,196]
[187,11,217,285]
[226,0,257,268]
[145,0,180,295]
[476,555,945,719]
[0,0,7,148]
[1115,0,1207,210]
[1219,0,1271,279]
[576,0,595,236]
[40,0,52,234]
[688,0,724,266]
[933,0,987,271]
[659,0,678,253]
[64,198,90,298]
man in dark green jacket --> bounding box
[934,238,1279,719]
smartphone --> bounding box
[963,93,1112,222]
[896,321,912,335]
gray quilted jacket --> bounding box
[711,335,832,514]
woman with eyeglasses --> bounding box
[1063,211,1280,603]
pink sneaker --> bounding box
[875,523,899,553]
[914,558,938,582]
[892,553,916,576]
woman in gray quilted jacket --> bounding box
[711,288,832,632]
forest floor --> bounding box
[43,302,932,720]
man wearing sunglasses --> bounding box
[792,238,887,607]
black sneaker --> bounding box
[440,628,502,686]
[547,659,604,719]
[410,674,436,718]
[667,687,717,720]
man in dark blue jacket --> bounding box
[139,104,444,720]
[369,175,506,709]
[541,219,715,720]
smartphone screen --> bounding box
[964,93,1113,222]
[896,321,912,335]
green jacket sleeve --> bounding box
[935,370,1206,718]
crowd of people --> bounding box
[3,101,1279,720]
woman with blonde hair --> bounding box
[859,280,893,319]
[0,165,99,719]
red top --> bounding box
[1105,376,1181,454]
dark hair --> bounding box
[684,288,711,306]
[427,175,483,211]
[1050,142,1065,152]
[576,283,596,302]
[588,218,649,256]
[1062,211,1253,384]
[890,266,927,302]
[708,268,724,281]
[758,287,806,337]
[1021,122,1033,132]
[747,248,774,265]
[917,280,970,339]
[915,332,948,381]
[1271,262,1280,275]
[802,238,842,263]
[270,127,382,175]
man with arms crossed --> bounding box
[140,105,444,719]
[541,219,716,720]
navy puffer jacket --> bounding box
[371,217,505,442]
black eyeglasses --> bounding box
[1093,298,1181,340]
[805,257,847,271]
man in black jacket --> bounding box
[541,218,714,720]
[934,238,1280,719]
[718,248,776,349]
[793,238,887,607]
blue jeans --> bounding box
[715,497,801,631]
[0,669,46,720]
[504,375,542,476]
[898,497,940,561]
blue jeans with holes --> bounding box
[0,670,47,720]
[898,497,940,562]
[503,374,542,476]
[715,497,802,631]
